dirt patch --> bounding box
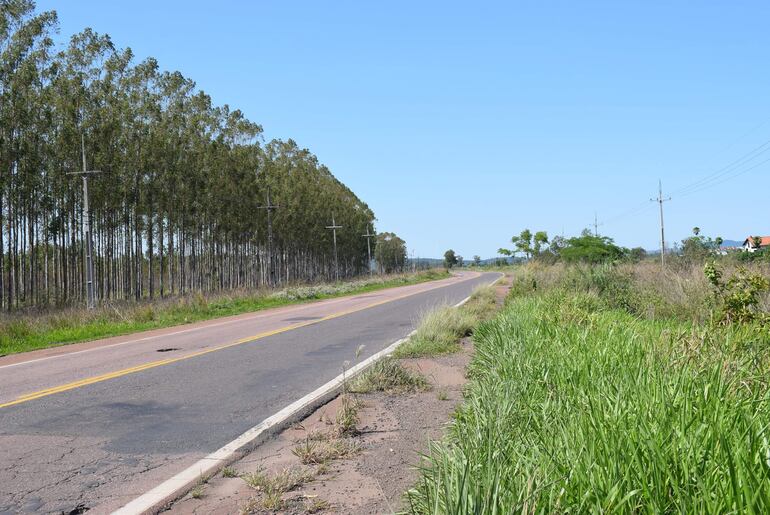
[165,346,471,515]
[165,275,510,514]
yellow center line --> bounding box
[0,276,467,410]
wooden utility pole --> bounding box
[257,186,279,286]
[67,135,103,310]
[650,179,671,267]
[362,225,375,276]
[326,215,343,282]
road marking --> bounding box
[0,273,478,410]
[0,276,462,372]
[112,272,503,515]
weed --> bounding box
[260,491,284,511]
[189,484,204,499]
[350,357,429,394]
[221,466,238,478]
[305,498,330,513]
[436,389,449,401]
[239,497,259,515]
[293,436,361,465]
[243,466,314,496]
[335,393,361,435]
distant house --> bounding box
[742,235,770,252]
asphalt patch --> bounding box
[282,316,322,322]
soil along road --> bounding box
[0,271,497,514]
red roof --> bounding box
[743,236,770,247]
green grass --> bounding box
[0,269,449,356]
[394,285,497,358]
[406,289,770,513]
[350,357,430,394]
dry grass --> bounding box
[509,260,770,323]
[292,437,361,465]
[242,466,316,511]
[349,357,430,394]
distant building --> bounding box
[742,235,770,253]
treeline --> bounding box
[0,1,376,311]
[498,229,635,264]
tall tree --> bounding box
[0,4,378,311]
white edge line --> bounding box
[112,272,501,515]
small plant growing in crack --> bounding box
[292,436,361,465]
[336,344,365,435]
[222,466,238,478]
[305,497,331,513]
[190,484,204,499]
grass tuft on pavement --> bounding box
[350,357,430,394]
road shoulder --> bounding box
[164,273,509,514]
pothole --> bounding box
[66,504,89,515]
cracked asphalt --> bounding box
[0,271,498,514]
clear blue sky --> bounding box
[37,1,770,258]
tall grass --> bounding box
[0,269,449,356]
[510,260,770,322]
[407,283,770,513]
[394,285,497,358]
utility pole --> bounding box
[257,186,279,286]
[67,135,103,310]
[592,212,603,237]
[650,179,671,267]
[361,225,375,277]
[326,214,343,282]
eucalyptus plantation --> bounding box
[0,1,377,311]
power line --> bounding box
[605,134,770,228]
[677,153,770,198]
[603,200,655,226]
[671,136,770,196]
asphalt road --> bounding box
[0,271,498,514]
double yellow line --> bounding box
[0,283,445,410]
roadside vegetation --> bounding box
[394,284,498,358]
[407,248,770,512]
[229,279,505,514]
[350,357,430,394]
[0,269,448,356]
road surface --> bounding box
[0,271,498,514]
